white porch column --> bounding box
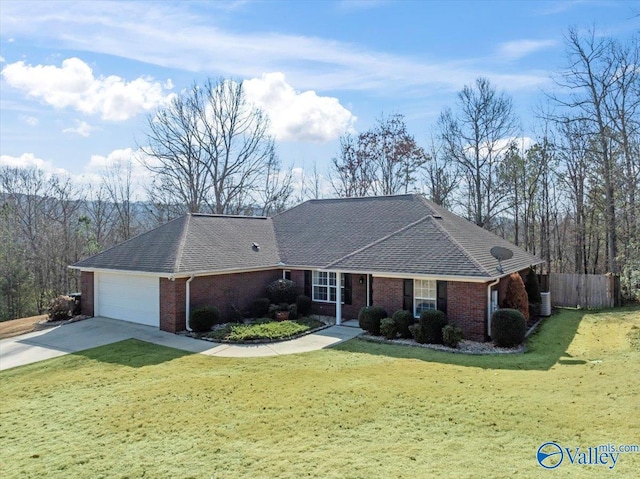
[335,271,342,325]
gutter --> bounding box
[185,275,195,332]
[487,278,500,339]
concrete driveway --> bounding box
[0,317,362,371]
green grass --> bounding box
[204,318,325,341]
[1,307,639,478]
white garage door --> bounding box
[96,272,159,327]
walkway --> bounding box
[0,317,362,371]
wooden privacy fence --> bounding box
[544,273,620,309]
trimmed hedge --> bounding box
[358,306,387,335]
[190,306,221,332]
[492,308,526,347]
[442,324,463,348]
[296,295,312,316]
[392,310,414,339]
[419,309,448,344]
[266,279,298,304]
[252,297,271,318]
[380,318,397,339]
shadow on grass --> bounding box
[333,309,587,371]
[73,339,192,368]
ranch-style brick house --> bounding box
[71,194,542,341]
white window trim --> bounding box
[414,278,437,317]
[312,271,346,304]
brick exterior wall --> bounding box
[80,271,94,316]
[190,270,282,321]
[160,278,187,333]
[288,269,367,320]
[371,277,404,316]
[447,281,488,341]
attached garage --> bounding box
[95,272,160,327]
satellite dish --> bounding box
[490,246,513,273]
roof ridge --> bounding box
[428,210,492,276]
[325,214,433,269]
[173,214,191,274]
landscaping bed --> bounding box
[189,317,327,343]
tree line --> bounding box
[1,27,638,321]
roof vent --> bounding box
[433,215,443,219]
[252,242,260,251]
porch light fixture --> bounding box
[359,275,365,285]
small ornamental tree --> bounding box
[502,273,529,321]
[266,279,298,304]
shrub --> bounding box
[420,309,448,344]
[287,303,298,320]
[492,308,526,347]
[409,324,426,343]
[47,295,72,322]
[392,310,414,339]
[266,279,298,304]
[252,297,271,318]
[268,303,279,319]
[380,318,397,340]
[525,267,542,304]
[442,324,463,348]
[502,273,530,321]
[358,306,387,335]
[190,306,221,332]
[296,295,312,316]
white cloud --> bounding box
[243,73,356,142]
[497,39,558,60]
[0,152,68,176]
[0,2,550,95]
[63,120,95,137]
[0,149,153,200]
[1,57,175,121]
[19,115,39,126]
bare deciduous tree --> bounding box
[331,114,426,197]
[439,77,519,228]
[140,77,277,215]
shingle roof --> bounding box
[73,214,279,274]
[73,194,542,279]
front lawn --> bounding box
[1,307,639,478]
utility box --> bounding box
[540,292,551,317]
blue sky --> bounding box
[1,0,638,197]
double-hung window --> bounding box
[312,271,345,303]
[414,279,437,316]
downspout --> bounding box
[487,278,500,339]
[185,275,195,332]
